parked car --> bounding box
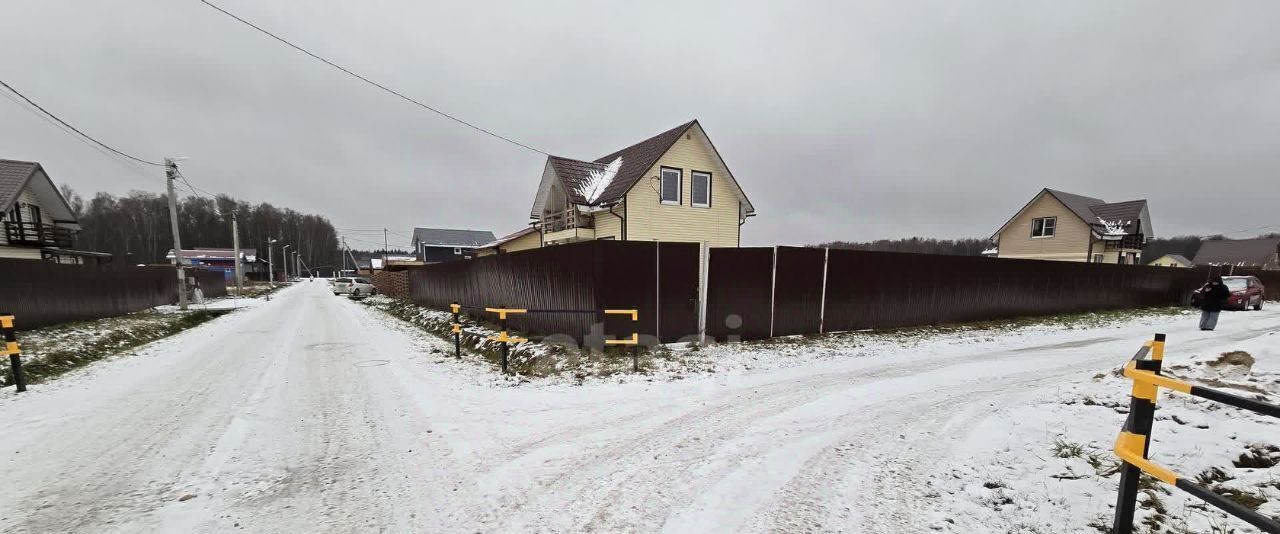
[332,277,376,296]
[1191,275,1264,311]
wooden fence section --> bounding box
[407,240,700,344]
[0,259,190,330]
[708,247,1208,341]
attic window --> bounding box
[691,171,711,208]
[1031,216,1056,238]
[660,167,681,205]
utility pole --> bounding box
[383,228,389,269]
[267,238,277,287]
[282,244,291,281]
[165,158,188,311]
[293,250,300,280]
[231,212,243,295]
[341,237,348,273]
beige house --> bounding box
[0,159,108,264]
[1146,254,1192,268]
[474,226,542,257]
[529,120,754,247]
[990,188,1152,264]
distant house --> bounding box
[0,159,110,264]
[529,119,755,247]
[991,188,1152,264]
[410,228,496,263]
[1146,254,1192,268]
[1192,238,1280,270]
[474,227,541,257]
[165,248,259,280]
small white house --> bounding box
[0,159,109,264]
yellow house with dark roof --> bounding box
[528,120,755,248]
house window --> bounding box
[1031,216,1056,238]
[660,167,681,205]
[1093,254,1104,263]
[691,171,711,208]
[453,247,462,255]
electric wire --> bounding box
[0,78,164,166]
[197,0,549,156]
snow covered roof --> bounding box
[411,228,497,247]
[165,248,255,261]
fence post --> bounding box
[1113,333,1165,534]
[450,302,461,359]
[2,313,26,393]
[499,305,509,374]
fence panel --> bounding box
[706,247,774,341]
[192,269,227,299]
[818,250,1205,333]
[406,240,702,345]
[0,259,180,330]
[657,242,700,343]
[771,246,825,336]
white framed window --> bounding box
[453,247,462,255]
[660,167,681,205]
[691,171,711,208]
[1031,216,1056,238]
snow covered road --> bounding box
[2,281,1276,533]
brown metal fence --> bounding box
[192,269,228,300]
[407,240,700,344]
[0,259,186,330]
[708,247,1208,341]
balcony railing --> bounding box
[3,221,76,248]
[542,208,592,233]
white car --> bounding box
[332,277,376,296]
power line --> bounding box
[0,78,164,166]
[197,0,550,156]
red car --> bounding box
[1193,276,1266,311]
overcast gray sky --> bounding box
[3,0,1278,249]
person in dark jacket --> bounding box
[1198,276,1231,331]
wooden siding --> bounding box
[594,209,623,240]
[622,124,742,247]
[501,230,542,253]
[996,192,1091,262]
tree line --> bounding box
[60,186,341,268]
[814,237,990,256]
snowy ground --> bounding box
[0,281,1275,533]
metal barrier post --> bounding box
[2,313,26,393]
[604,309,640,372]
[499,308,508,374]
[450,302,461,359]
[485,307,527,375]
[1113,333,1164,534]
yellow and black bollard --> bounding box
[450,302,462,359]
[1113,332,1164,534]
[486,307,527,374]
[1,313,26,392]
[604,309,640,372]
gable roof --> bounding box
[411,227,496,247]
[532,120,755,215]
[1192,238,1280,267]
[993,188,1149,239]
[0,159,80,225]
[547,156,612,205]
[0,159,40,209]
[1147,253,1191,266]
[476,226,538,249]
